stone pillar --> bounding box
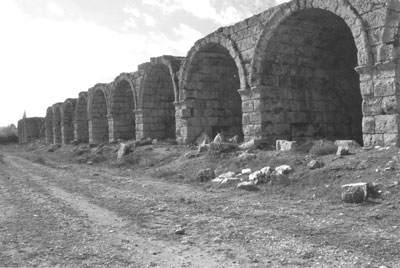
[53,124,62,144]
[357,62,400,147]
[135,109,144,140]
[174,100,201,144]
[239,87,262,142]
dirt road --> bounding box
[0,149,399,267]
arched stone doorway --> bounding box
[140,64,175,139]
[180,42,243,143]
[110,78,135,141]
[45,107,53,144]
[62,99,76,144]
[74,92,89,143]
[53,104,62,144]
[89,88,109,144]
[257,8,363,144]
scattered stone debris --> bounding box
[275,165,293,175]
[213,236,223,243]
[135,138,152,147]
[196,168,215,182]
[307,160,323,170]
[228,135,239,144]
[276,140,297,151]
[237,181,259,191]
[337,146,350,156]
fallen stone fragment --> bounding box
[196,132,211,146]
[218,177,241,188]
[117,143,132,160]
[237,181,259,191]
[270,171,289,185]
[175,227,186,235]
[241,168,252,174]
[341,182,369,203]
[196,168,215,182]
[213,236,223,243]
[308,160,323,170]
[336,146,349,156]
[239,139,256,150]
[260,166,274,176]
[276,140,297,151]
[274,165,293,175]
[249,170,269,184]
[334,140,361,150]
[213,133,224,143]
[218,171,236,179]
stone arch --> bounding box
[88,84,109,144]
[52,103,63,144]
[252,4,366,144]
[45,107,53,144]
[179,32,248,100]
[62,98,76,144]
[74,92,89,143]
[109,73,136,141]
[251,0,371,86]
[138,62,176,139]
[178,33,246,142]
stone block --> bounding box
[375,114,399,134]
[362,116,375,134]
[360,80,373,96]
[374,79,396,97]
[276,140,297,151]
[362,97,382,116]
[381,95,399,115]
[384,133,399,147]
[341,182,369,203]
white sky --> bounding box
[0,0,288,126]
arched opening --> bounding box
[62,101,74,144]
[142,64,175,139]
[45,107,53,144]
[259,8,362,144]
[184,43,243,140]
[53,106,62,144]
[110,80,135,140]
[75,94,89,143]
[90,89,109,144]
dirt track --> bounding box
[0,148,399,267]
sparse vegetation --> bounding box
[207,142,238,159]
[0,153,4,164]
[296,139,338,156]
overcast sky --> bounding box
[0,0,287,127]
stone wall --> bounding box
[34,0,400,148]
[18,117,44,143]
[74,92,89,143]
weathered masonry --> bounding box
[18,117,44,143]
[22,0,400,147]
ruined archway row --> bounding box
[36,0,400,147]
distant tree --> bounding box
[0,124,18,144]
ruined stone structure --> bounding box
[29,0,400,147]
[18,117,44,143]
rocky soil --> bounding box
[0,140,400,268]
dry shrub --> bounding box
[207,142,238,159]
